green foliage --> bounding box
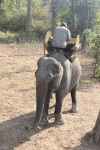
[86,11,100,78]
[9,10,26,31]
[31,0,48,21]
[0,0,49,39]
[30,0,49,37]
[0,9,26,31]
[0,30,21,43]
[0,0,99,42]
[55,5,70,26]
[0,9,10,30]
[31,19,49,37]
[53,0,99,37]
[0,0,3,3]
[94,68,100,78]
[0,8,5,15]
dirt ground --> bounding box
[0,43,100,150]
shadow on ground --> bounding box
[0,107,70,150]
[0,110,61,150]
[63,137,100,150]
[1,108,100,150]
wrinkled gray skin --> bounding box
[33,52,81,130]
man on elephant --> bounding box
[47,22,76,56]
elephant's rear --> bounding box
[69,57,81,91]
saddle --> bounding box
[43,31,80,62]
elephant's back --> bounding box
[50,52,69,64]
[50,52,81,92]
[50,52,72,93]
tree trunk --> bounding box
[0,0,4,8]
[72,0,74,29]
[84,0,89,29]
[19,0,22,10]
[51,0,56,32]
[3,0,4,7]
[85,110,100,144]
[26,0,32,39]
[47,1,52,32]
[86,8,89,29]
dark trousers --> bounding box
[48,40,75,52]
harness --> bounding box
[46,47,76,62]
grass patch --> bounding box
[0,30,41,44]
[0,31,21,43]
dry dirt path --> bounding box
[0,43,100,150]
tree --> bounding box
[48,1,52,31]
[85,110,100,144]
[83,12,100,143]
[86,11,100,77]
[26,0,32,38]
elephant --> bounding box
[33,52,81,130]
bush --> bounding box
[31,18,49,37]
[31,0,48,21]
[0,9,10,30]
[30,0,49,37]
[9,11,26,31]
[0,9,26,31]
[0,0,49,41]
[86,11,100,78]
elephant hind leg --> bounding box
[70,84,78,113]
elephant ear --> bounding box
[46,62,63,84]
